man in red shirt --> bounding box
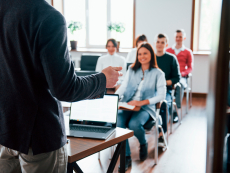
[166,29,193,122]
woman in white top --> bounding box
[126,34,148,63]
[95,39,126,86]
[115,42,166,171]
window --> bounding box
[193,0,213,51]
[64,0,134,49]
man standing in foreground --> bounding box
[0,0,121,172]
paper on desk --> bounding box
[118,102,135,110]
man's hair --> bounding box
[155,33,169,44]
[135,34,148,47]
[106,38,117,48]
[175,29,186,38]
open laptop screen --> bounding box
[70,94,118,126]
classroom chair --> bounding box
[98,101,169,165]
[186,73,193,114]
[80,53,102,71]
[170,83,182,134]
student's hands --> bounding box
[102,66,123,88]
[127,100,149,106]
[181,72,187,77]
[166,80,172,86]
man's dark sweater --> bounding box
[0,0,106,155]
[156,52,181,90]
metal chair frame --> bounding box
[186,73,193,114]
[170,83,182,134]
[98,101,169,166]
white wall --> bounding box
[192,55,209,93]
[136,0,193,48]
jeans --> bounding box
[117,109,150,156]
[160,90,172,133]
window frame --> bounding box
[57,0,135,49]
[192,0,212,52]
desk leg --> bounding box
[120,141,126,173]
[67,162,83,173]
[107,141,126,173]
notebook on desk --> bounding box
[66,94,119,140]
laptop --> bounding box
[66,94,119,140]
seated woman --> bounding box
[115,42,166,171]
[126,34,148,63]
[95,38,126,88]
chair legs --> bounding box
[186,87,189,114]
[158,125,168,151]
[170,101,182,134]
[154,108,159,165]
[173,102,182,125]
[166,103,169,144]
[186,75,193,114]
[170,100,173,134]
[190,76,193,108]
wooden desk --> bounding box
[64,116,134,173]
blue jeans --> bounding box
[179,77,187,104]
[117,109,150,156]
[160,90,172,133]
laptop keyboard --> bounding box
[70,126,110,133]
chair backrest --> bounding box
[80,53,102,71]
[143,101,165,130]
[75,70,98,76]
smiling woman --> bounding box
[115,42,166,170]
[132,42,158,72]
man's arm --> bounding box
[37,11,107,102]
[181,50,193,77]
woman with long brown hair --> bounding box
[115,42,166,171]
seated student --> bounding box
[126,34,148,63]
[166,29,193,119]
[96,38,126,87]
[115,42,166,171]
[155,33,181,142]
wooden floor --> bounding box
[74,96,207,173]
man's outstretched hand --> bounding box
[102,66,123,88]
